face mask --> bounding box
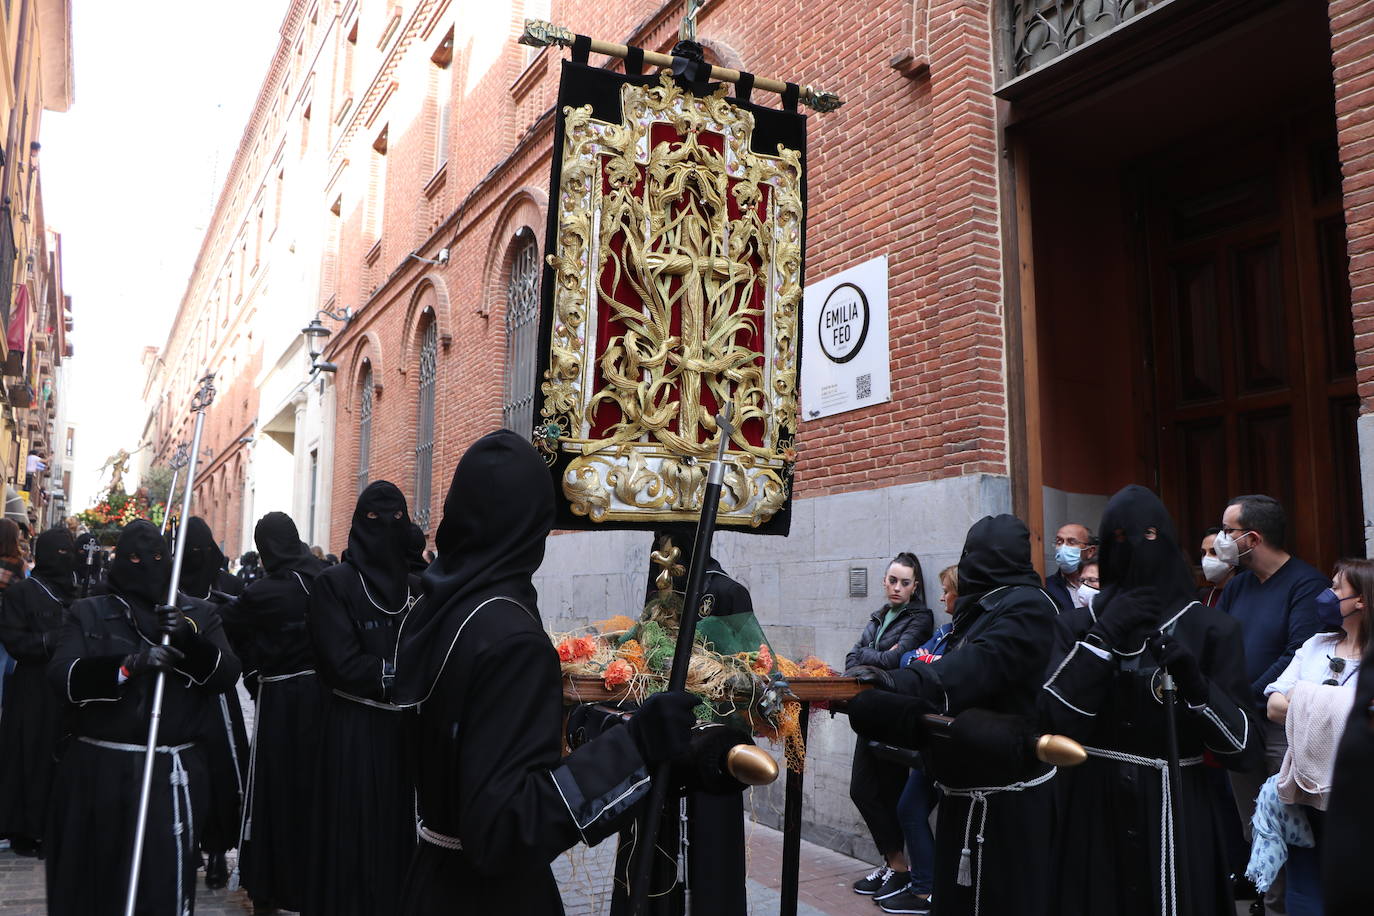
[1075,583,1099,608]
[1201,555,1231,584]
[1315,589,1360,629]
[1212,529,1251,567]
[1055,545,1082,574]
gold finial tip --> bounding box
[726,744,780,785]
[1036,734,1088,768]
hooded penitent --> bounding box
[951,514,1041,638]
[346,481,413,610]
[32,527,77,601]
[107,519,172,607]
[178,516,227,599]
[1094,484,1198,616]
[393,429,553,705]
[406,523,428,574]
[254,511,325,579]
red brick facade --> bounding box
[143,0,1374,561]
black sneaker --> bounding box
[873,870,913,901]
[878,885,933,914]
[853,866,893,895]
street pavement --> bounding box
[0,822,888,915]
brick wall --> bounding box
[1331,0,1374,403]
[320,0,1012,548]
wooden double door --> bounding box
[1148,117,1360,570]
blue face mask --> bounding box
[1055,545,1082,574]
[1316,589,1359,629]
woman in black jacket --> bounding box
[845,552,934,902]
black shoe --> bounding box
[9,836,38,858]
[853,865,894,895]
[879,885,933,915]
[874,870,913,901]
[251,902,277,915]
[204,851,228,889]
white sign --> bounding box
[801,255,891,420]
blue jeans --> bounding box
[896,768,939,895]
[1286,807,1324,916]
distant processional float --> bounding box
[524,20,833,536]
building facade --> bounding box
[143,0,1374,854]
[0,0,74,532]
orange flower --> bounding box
[752,643,774,675]
[604,659,634,689]
[617,639,648,674]
[572,636,598,660]
[557,639,576,663]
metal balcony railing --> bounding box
[1007,0,1169,77]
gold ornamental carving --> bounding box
[543,72,802,528]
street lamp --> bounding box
[301,306,353,373]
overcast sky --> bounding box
[41,0,287,510]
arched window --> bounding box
[502,230,540,436]
[413,320,437,530]
[356,365,373,495]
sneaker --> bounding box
[878,885,933,914]
[853,866,893,895]
[873,870,913,901]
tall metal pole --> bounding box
[124,374,215,916]
[630,406,734,916]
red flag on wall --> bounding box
[6,283,27,354]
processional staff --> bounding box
[160,442,191,537]
[123,372,216,916]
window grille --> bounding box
[502,232,541,437]
[356,366,373,496]
[413,321,437,530]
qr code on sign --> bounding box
[856,374,872,399]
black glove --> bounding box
[122,644,185,680]
[846,688,932,749]
[846,665,896,691]
[1087,587,1159,654]
[156,604,195,642]
[678,723,757,795]
[1148,635,1208,704]
[626,690,698,764]
[949,708,1031,774]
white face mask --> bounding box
[1075,583,1099,608]
[1201,555,1231,584]
[1212,529,1255,566]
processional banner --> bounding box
[535,58,807,536]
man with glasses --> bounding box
[1044,523,1097,614]
[1214,494,1325,912]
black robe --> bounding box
[220,564,324,911]
[882,515,1060,916]
[183,590,250,856]
[0,576,71,842]
[44,594,240,916]
[1042,601,1260,916]
[303,561,416,916]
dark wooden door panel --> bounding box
[1231,237,1288,394]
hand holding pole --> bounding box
[124,373,215,916]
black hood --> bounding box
[254,512,325,578]
[1095,484,1198,615]
[108,520,171,608]
[952,514,1040,634]
[345,481,413,608]
[177,516,225,598]
[33,527,77,601]
[394,429,553,705]
[406,523,428,573]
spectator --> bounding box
[310,545,325,561]
[1216,493,1325,913]
[883,564,958,915]
[237,550,265,585]
[23,450,44,495]
[1073,560,1100,610]
[1045,523,1096,613]
[1258,559,1369,916]
[845,552,934,905]
[0,519,26,707]
[1201,526,1234,607]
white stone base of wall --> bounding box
[535,472,1012,858]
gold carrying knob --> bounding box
[1036,734,1088,768]
[725,744,780,786]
